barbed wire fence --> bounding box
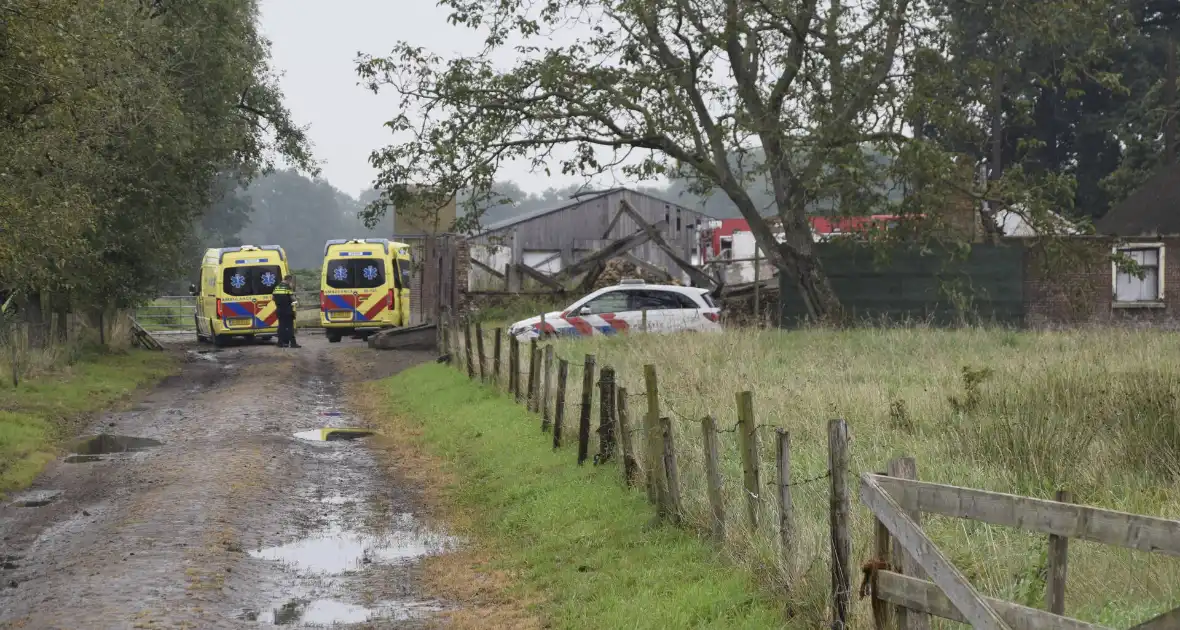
[441,313,878,629]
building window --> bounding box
[719,236,733,260]
[1112,244,1165,306]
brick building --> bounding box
[1030,162,1180,328]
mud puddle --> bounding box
[9,490,62,508]
[249,514,456,574]
[70,434,162,455]
[244,597,445,625]
[246,374,456,627]
[292,428,375,442]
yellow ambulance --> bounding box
[190,244,291,346]
[319,239,412,343]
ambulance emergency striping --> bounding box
[535,314,630,337]
[220,300,275,329]
[321,293,385,322]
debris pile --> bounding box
[592,258,682,290]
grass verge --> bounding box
[370,362,787,629]
[0,349,176,495]
[530,327,1180,627]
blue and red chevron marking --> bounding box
[221,301,271,329]
[322,293,371,322]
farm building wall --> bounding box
[466,189,710,287]
[777,243,1026,327]
[1023,236,1180,329]
[776,237,1180,329]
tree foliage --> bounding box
[0,0,314,314]
[357,0,1118,320]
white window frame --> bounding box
[1111,243,1165,308]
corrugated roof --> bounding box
[472,187,712,236]
[476,189,616,234]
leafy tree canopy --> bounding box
[357,0,1120,319]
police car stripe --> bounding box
[531,313,632,337]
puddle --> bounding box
[70,434,162,456]
[249,522,456,574]
[242,598,445,625]
[293,428,374,442]
[10,490,62,507]
[63,455,105,464]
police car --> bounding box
[508,280,722,342]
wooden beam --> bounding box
[576,263,608,294]
[1130,606,1180,630]
[553,222,666,282]
[516,262,566,292]
[860,474,1012,630]
[875,572,1110,630]
[618,199,717,288]
[601,205,626,239]
[534,251,562,269]
[872,476,1180,557]
[469,257,505,279]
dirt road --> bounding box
[0,335,447,629]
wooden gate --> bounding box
[862,458,1180,629]
[396,233,461,326]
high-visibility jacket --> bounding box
[272,282,295,317]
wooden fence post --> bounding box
[527,339,539,412]
[641,309,648,333]
[597,366,616,464]
[1046,489,1072,615]
[554,359,568,449]
[542,345,554,430]
[736,391,760,530]
[776,428,794,579]
[617,386,638,485]
[887,456,929,630]
[464,321,475,379]
[828,418,851,630]
[701,415,725,543]
[577,354,596,465]
[872,491,892,630]
[659,416,683,525]
[475,322,486,382]
[643,364,662,507]
[511,336,522,403]
[493,328,503,388]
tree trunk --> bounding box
[22,291,45,348]
[51,292,69,343]
[780,242,842,324]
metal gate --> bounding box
[133,296,196,334]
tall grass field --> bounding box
[462,327,1180,627]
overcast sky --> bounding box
[258,0,624,199]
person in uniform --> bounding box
[272,275,300,348]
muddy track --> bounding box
[0,336,443,629]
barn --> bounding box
[465,188,716,290]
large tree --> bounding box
[357,0,1115,319]
[0,0,314,324]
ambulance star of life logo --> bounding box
[229,273,246,290]
[333,266,349,282]
[362,265,379,281]
[260,272,277,287]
